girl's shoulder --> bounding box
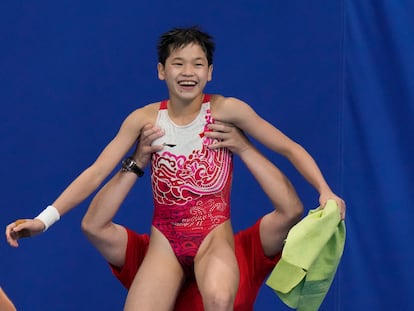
[210,94,251,119]
[124,101,161,126]
[131,101,161,115]
[210,94,247,106]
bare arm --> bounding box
[51,107,154,215]
[206,123,303,257]
[0,288,17,311]
[212,96,345,216]
[81,124,164,267]
[6,105,158,247]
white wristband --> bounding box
[35,205,61,232]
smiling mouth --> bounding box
[178,80,197,87]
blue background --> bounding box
[1,0,413,310]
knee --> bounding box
[202,287,235,311]
[80,215,98,238]
[283,194,304,227]
[81,217,90,235]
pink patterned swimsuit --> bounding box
[151,94,233,272]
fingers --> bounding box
[332,197,346,220]
[205,123,251,155]
[141,124,164,145]
[204,123,233,142]
[319,197,346,220]
[132,124,165,168]
[6,219,28,247]
[5,223,18,247]
[339,199,346,220]
[207,122,233,133]
[6,219,45,247]
[136,124,164,148]
[210,120,234,128]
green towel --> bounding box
[266,199,346,310]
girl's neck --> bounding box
[167,93,204,125]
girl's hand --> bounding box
[5,219,45,247]
[319,193,346,220]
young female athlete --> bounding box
[6,26,345,310]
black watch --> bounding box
[121,157,144,177]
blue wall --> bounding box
[1,0,412,310]
[342,0,414,310]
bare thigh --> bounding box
[123,227,184,311]
[194,221,239,305]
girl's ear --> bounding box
[157,63,165,80]
[207,64,213,81]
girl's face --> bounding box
[158,43,213,101]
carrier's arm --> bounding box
[82,123,164,266]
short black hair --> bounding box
[157,26,215,66]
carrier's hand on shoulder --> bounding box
[319,192,346,220]
[133,123,165,168]
[205,121,251,155]
[5,219,45,247]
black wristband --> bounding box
[121,157,144,177]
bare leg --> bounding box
[124,227,184,311]
[194,221,239,311]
